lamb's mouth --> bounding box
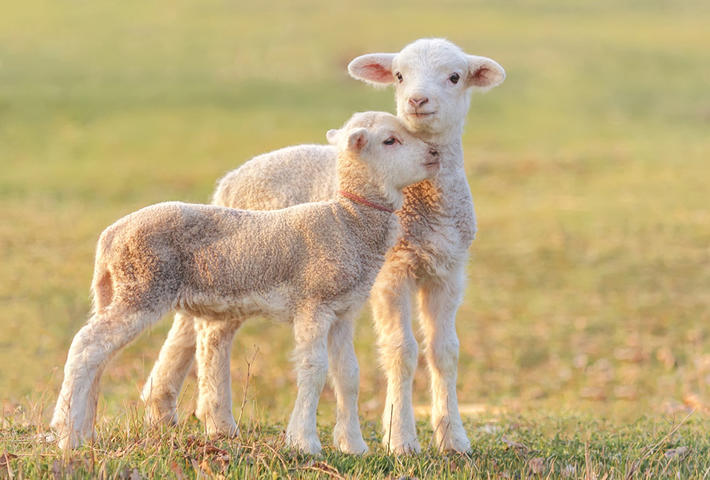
[424,160,440,169]
[408,111,436,118]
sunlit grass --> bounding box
[2,404,709,478]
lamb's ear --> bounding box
[326,129,340,145]
[466,55,506,90]
[346,128,368,153]
[348,53,397,86]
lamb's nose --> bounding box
[409,96,429,108]
[429,148,439,157]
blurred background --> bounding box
[1,0,708,426]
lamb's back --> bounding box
[213,144,338,210]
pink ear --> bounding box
[347,128,368,152]
[467,55,506,90]
[348,53,397,85]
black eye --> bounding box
[395,72,403,83]
[383,137,397,145]
[449,73,460,84]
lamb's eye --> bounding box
[449,73,460,84]
[383,137,397,145]
[395,72,403,83]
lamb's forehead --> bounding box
[344,111,405,133]
[394,38,468,73]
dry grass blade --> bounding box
[0,452,18,466]
[302,460,346,480]
[169,460,186,480]
[502,436,529,455]
[1,452,17,480]
[624,410,695,480]
[236,348,259,430]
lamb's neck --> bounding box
[430,137,464,173]
[336,153,403,212]
[336,175,401,211]
[409,138,467,208]
[335,195,401,256]
[335,169,401,254]
[408,119,465,172]
[339,176,401,210]
[414,118,465,147]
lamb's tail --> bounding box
[89,229,116,315]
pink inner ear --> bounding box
[359,135,368,150]
[470,66,492,86]
[354,134,366,151]
[360,63,394,83]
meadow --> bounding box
[1,0,709,477]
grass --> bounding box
[2,408,709,478]
[1,0,709,477]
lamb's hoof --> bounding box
[194,404,238,438]
[141,384,180,425]
[50,417,92,450]
[53,427,89,450]
[435,426,471,453]
[286,432,322,455]
[144,402,178,427]
[205,418,239,438]
[384,437,421,455]
[335,434,369,455]
[193,403,207,423]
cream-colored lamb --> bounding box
[144,38,505,454]
[50,111,440,453]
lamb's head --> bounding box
[327,111,439,206]
[348,38,505,142]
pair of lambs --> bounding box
[52,38,506,455]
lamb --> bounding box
[143,38,506,454]
[50,111,440,453]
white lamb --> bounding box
[50,111,440,453]
[143,38,506,453]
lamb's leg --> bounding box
[370,266,420,454]
[328,313,368,454]
[417,263,471,453]
[51,307,162,449]
[286,307,333,455]
[194,317,240,437]
[142,312,197,425]
[81,363,108,438]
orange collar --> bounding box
[338,190,394,214]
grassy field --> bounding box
[1,0,709,477]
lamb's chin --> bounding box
[404,117,441,138]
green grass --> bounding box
[1,0,709,477]
[2,410,709,479]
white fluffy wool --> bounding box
[145,38,506,454]
[51,112,438,453]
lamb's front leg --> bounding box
[194,317,240,437]
[328,313,368,454]
[142,311,197,425]
[370,266,420,454]
[417,263,471,453]
[286,307,333,455]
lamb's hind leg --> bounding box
[370,265,420,454]
[142,312,197,425]
[328,312,368,454]
[194,317,240,437]
[417,262,471,453]
[51,306,163,449]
